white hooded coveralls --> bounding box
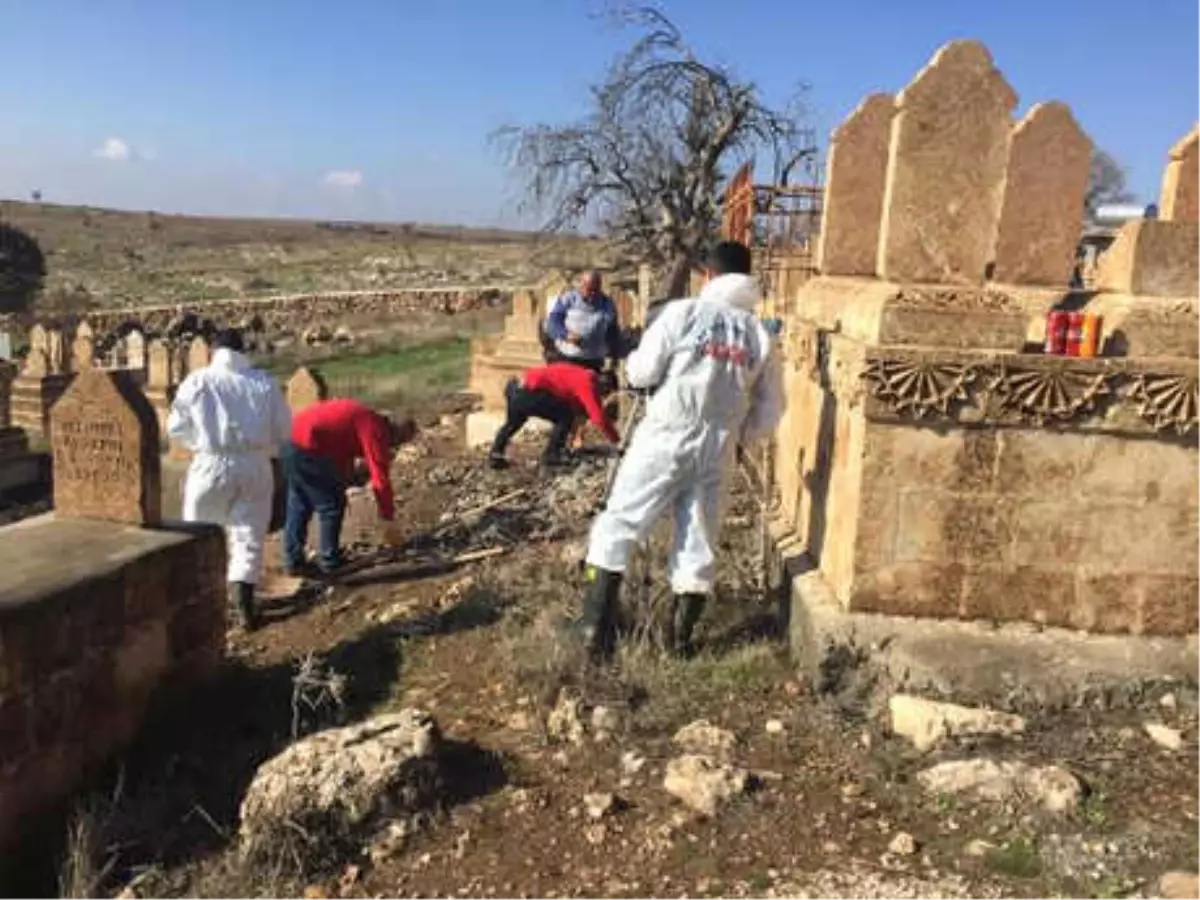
[167,347,292,584]
[586,273,785,594]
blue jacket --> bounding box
[544,290,620,362]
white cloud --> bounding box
[323,169,363,188]
[94,137,132,161]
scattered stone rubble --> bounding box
[239,709,442,872]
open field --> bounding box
[0,200,606,310]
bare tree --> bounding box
[493,5,810,297]
[1085,148,1135,219]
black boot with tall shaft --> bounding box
[673,593,707,659]
[230,581,261,632]
[580,566,622,663]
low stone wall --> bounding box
[0,515,226,848]
[1,286,522,338]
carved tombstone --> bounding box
[877,40,1018,284]
[817,93,895,277]
[992,102,1092,286]
[286,366,328,412]
[72,322,96,370]
[49,368,162,526]
[126,330,147,371]
[187,336,211,374]
[1159,125,1199,223]
[147,340,170,389]
[46,328,68,375]
[22,324,48,377]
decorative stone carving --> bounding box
[1127,373,1198,435]
[861,356,979,419]
[988,363,1113,425]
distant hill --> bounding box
[0,200,607,311]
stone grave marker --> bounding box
[187,336,210,374]
[46,328,68,374]
[1160,125,1199,223]
[126,330,147,370]
[147,339,172,388]
[72,322,96,369]
[286,366,328,412]
[992,102,1092,286]
[0,332,11,360]
[877,40,1018,284]
[50,368,162,526]
[817,93,895,277]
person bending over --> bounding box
[283,397,416,576]
[489,363,620,469]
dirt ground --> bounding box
[25,401,1199,900]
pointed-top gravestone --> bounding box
[187,336,210,374]
[877,40,1018,285]
[126,330,147,370]
[286,366,328,412]
[72,322,96,370]
[992,102,1092,286]
[50,368,162,526]
[817,93,895,277]
[1159,124,1199,223]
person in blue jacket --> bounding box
[543,271,621,372]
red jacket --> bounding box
[523,363,619,443]
[291,398,395,520]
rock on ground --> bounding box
[889,694,1025,752]
[776,865,1001,899]
[239,709,441,869]
[663,754,748,817]
[547,689,586,745]
[672,719,737,759]
[1160,871,1200,899]
[1144,721,1184,752]
[917,758,1082,813]
[888,832,919,856]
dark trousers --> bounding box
[282,442,346,572]
[490,379,576,460]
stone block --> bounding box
[1096,219,1199,297]
[50,369,162,526]
[994,430,1092,497]
[960,564,1074,625]
[849,562,965,618]
[1159,124,1198,223]
[817,93,894,276]
[115,620,170,696]
[465,410,505,449]
[894,490,1013,566]
[1075,501,1194,576]
[877,40,1017,284]
[992,102,1091,286]
[1138,575,1200,635]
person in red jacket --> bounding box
[489,363,619,469]
[283,398,417,575]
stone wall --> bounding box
[0,286,518,339]
[770,40,1198,639]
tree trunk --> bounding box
[661,253,694,299]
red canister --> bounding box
[1065,312,1085,357]
[1044,311,1069,355]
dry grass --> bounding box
[0,199,607,309]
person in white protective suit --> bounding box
[581,240,785,662]
[167,328,292,631]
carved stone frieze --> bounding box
[861,357,979,419]
[856,348,1198,438]
[989,362,1114,425]
[1127,372,1199,434]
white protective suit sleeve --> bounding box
[624,302,685,389]
[166,375,200,450]
[740,334,786,445]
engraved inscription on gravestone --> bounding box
[50,368,162,526]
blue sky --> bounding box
[1,0,1195,225]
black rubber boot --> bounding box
[230,581,261,632]
[673,593,707,659]
[579,566,622,663]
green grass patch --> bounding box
[986,835,1042,880]
[262,336,471,414]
